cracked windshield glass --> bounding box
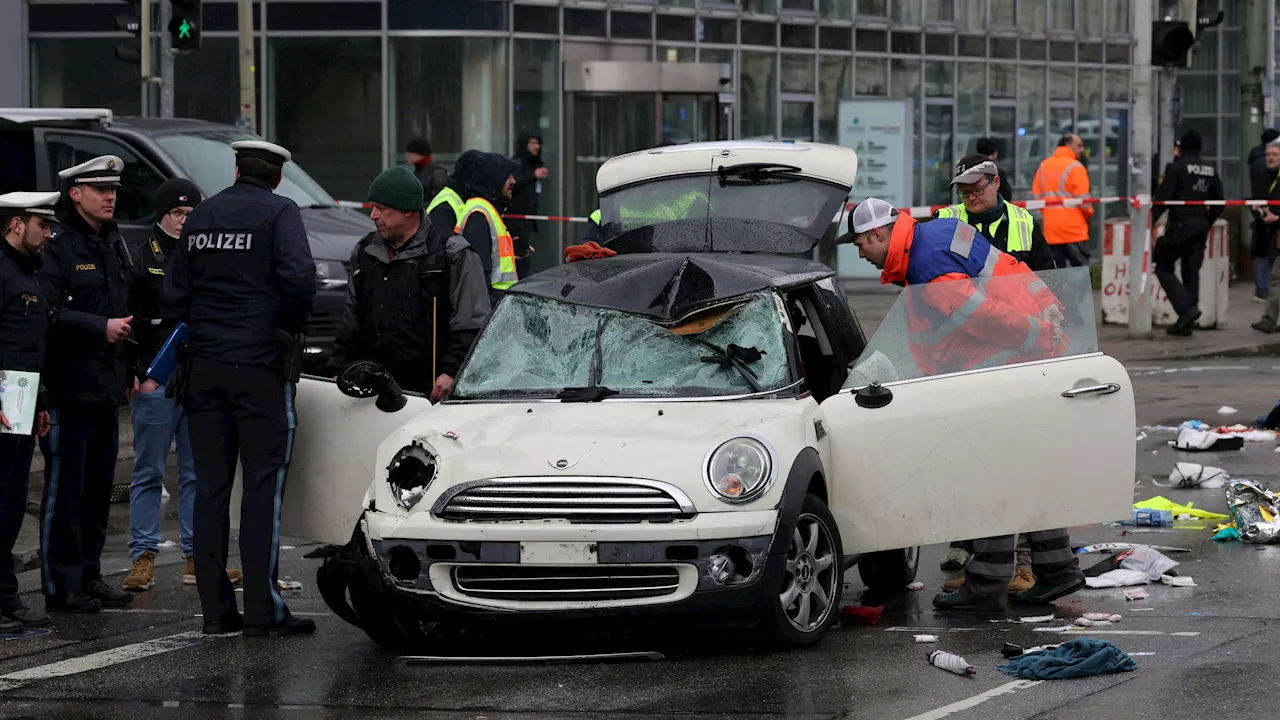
[453,292,791,399]
[845,267,1100,387]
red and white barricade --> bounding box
[1100,218,1230,328]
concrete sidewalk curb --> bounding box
[1121,340,1280,363]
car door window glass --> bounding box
[845,267,1098,388]
[44,132,165,226]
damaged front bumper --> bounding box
[317,511,787,628]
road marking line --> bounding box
[0,630,211,693]
[887,627,1199,637]
[898,680,1043,720]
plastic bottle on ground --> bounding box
[928,650,976,676]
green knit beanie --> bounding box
[368,166,423,211]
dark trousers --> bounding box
[0,434,36,609]
[1154,233,1207,317]
[960,529,1082,605]
[186,356,295,627]
[1050,241,1090,269]
[38,403,119,597]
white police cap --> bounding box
[57,155,125,187]
[230,140,291,165]
[0,191,61,217]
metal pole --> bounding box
[1243,0,1268,275]
[140,0,152,117]
[1128,0,1155,339]
[238,0,256,132]
[160,0,174,118]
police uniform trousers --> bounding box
[38,403,119,598]
[1154,232,1208,318]
[0,434,37,609]
[959,530,1082,604]
[186,356,296,627]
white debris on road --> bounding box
[1218,406,1238,415]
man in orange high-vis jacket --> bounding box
[1033,134,1093,269]
[841,198,1085,611]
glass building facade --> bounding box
[25,0,1150,273]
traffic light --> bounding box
[1151,21,1195,67]
[168,0,202,52]
[115,0,143,66]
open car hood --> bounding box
[594,141,857,255]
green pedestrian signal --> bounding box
[167,8,201,52]
[178,19,192,40]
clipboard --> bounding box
[145,322,188,384]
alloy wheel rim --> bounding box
[779,513,838,632]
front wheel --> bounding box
[857,546,920,593]
[761,493,844,648]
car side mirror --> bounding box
[336,360,408,413]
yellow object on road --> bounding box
[1133,496,1229,521]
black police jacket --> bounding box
[126,224,181,382]
[0,239,50,377]
[164,176,317,368]
[1152,151,1225,242]
[37,209,132,407]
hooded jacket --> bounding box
[508,133,544,217]
[453,150,520,278]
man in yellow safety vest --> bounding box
[934,154,1055,272]
[453,151,520,304]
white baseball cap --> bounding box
[850,197,898,234]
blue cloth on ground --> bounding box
[997,638,1138,680]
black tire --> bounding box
[857,547,920,593]
[761,493,844,649]
[347,573,435,651]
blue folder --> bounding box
[145,322,188,384]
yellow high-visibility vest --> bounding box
[455,198,518,289]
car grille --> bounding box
[431,478,697,523]
[452,565,683,602]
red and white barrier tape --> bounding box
[334,200,590,223]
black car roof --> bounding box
[109,116,242,136]
[510,253,834,323]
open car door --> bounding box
[819,268,1135,554]
[231,375,433,545]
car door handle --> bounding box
[1061,383,1122,398]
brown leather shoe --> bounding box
[1008,568,1036,593]
[123,552,156,592]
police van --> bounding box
[0,108,370,369]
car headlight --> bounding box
[704,436,775,503]
[315,260,348,290]
[387,443,437,510]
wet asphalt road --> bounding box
[2,359,1279,719]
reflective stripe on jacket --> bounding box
[934,202,1034,253]
[455,198,518,290]
[427,187,465,224]
[1032,147,1092,245]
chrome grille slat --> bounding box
[452,565,683,602]
[433,477,697,523]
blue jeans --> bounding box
[1256,256,1273,296]
[128,389,196,561]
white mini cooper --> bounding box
[260,142,1136,650]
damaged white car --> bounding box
[270,141,1136,650]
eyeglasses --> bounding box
[166,208,192,219]
[957,177,995,200]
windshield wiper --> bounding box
[716,163,802,186]
[559,316,616,402]
[695,340,765,393]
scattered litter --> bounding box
[1124,508,1174,527]
[928,649,976,676]
[1034,625,1077,633]
[1074,617,1116,627]
[157,540,177,549]
[1218,406,1238,415]
[906,581,925,591]
[1226,480,1280,544]
[1020,614,1056,624]
[1083,613,1122,622]
[1179,420,1208,432]
[1185,611,1203,617]
[1162,575,1196,587]
[1131,608,1155,612]
[1125,588,1148,601]
[1086,569,1151,588]
[840,605,884,625]
[1075,542,1192,555]
[1212,524,1241,542]
[1171,428,1245,452]
[280,545,296,551]
[1001,643,1025,658]
[997,638,1138,680]
[1136,431,1148,442]
[1130,652,1157,656]
[1134,496,1229,521]
[1156,463,1229,490]
[277,580,303,591]
[914,634,939,643]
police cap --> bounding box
[230,140,291,165]
[0,191,61,217]
[58,155,125,187]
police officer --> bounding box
[935,154,1055,272]
[0,192,59,632]
[325,166,490,401]
[1152,129,1225,336]
[38,156,137,614]
[164,141,317,636]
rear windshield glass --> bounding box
[154,131,336,208]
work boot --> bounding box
[940,546,970,573]
[203,613,245,636]
[1011,575,1086,606]
[0,615,23,634]
[1167,308,1201,336]
[932,591,1003,611]
[243,615,316,637]
[1008,568,1036,593]
[46,592,102,614]
[1252,319,1277,334]
[4,604,52,628]
[942,573,965,592]
[184,557,244,586]
[123,551,156,591]
[85,579,133,608]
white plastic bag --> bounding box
[1084,569,1152,588]
[1118,545,1179,580]
[1156,462,1228,490]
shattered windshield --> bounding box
[599,172,849,255]
[453,292,793,400]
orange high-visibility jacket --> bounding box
[1033,147,1093,245]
